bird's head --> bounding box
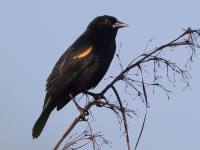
[87,15,128,38]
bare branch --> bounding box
[53,28,200,150]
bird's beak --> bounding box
[112,20,128,28]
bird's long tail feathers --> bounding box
[32,105,54,139]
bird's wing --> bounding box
[43,42,94,110]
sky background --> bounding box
[1,1,200,150]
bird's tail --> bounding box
[32,105,54,139]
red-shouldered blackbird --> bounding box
[32,15,128,138]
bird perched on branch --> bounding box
[32,15,128,138]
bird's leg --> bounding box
[84,91,105,100]
[69,94,89,120]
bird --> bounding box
[32,15,128,138]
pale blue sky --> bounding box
[1,1,200,150]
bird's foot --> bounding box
[78,107,89,121]
[70,94,89,121]
[84,92,105,100]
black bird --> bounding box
[32,15,128,138]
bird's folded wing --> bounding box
[43,44,94,110]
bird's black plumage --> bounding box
[32,15,127,138]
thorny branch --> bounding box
[53,28,200,150]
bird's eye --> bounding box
[105,19,111,25]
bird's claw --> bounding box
[85,92,105,100]
[78,107,89,121]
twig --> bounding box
[111,85,130,150]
